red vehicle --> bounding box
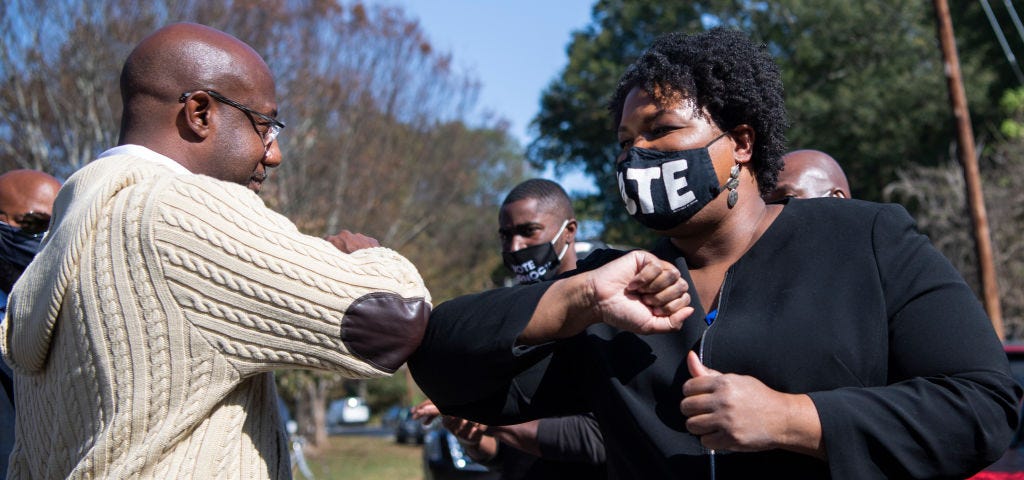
[973,344,1024,479]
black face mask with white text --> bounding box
[502,220,569,285]
[616,133,729,231]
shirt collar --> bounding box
[97,145,191,174]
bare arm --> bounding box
[489,420,542,457]
[520,250,693,344]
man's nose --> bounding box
[510,236,529,252]
[263,140,282,168]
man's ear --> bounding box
[730,124,755,164]
[181,91,214,139]
[565,219,578,243]
[830,189,848,199]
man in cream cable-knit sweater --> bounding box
[0,23,431,478]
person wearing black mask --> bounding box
[414,179,606,479]
[0,168,61,480]
[0,170,60,310]
[499,179,578,284]
[409,28,1019,479]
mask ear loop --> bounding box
[550,220,570,261]
[704,131,730,148]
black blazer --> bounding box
[410,198,1021,479]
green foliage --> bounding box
[748,2,1007,200]
[363,374,408,411]
[999,87,1024,139]
[530,0,1019,240]
[1001,119,1024,139]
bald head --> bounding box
[117,23,283,191]
[0,169,61,229]
[767,150,851,202]
[119,23,274,140]
[120,23,272,109]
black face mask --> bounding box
[502,220,569,285]
[616,133,729,231]
[0,221,43,292]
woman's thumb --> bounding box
[687,350,722,377]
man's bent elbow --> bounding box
[340,292,430,373]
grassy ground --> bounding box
[302,435,424,480]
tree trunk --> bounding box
[295,382,315,442]
[311,378,329,448]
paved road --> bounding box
[328,424,392,437]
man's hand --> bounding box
[411,399,440,424]
[324,230,379,253]
[410,399,499,459]
[680,351,824,458]
[442,416,490,445]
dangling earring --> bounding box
[725,163,741,208]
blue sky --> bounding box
[372,0,599,195]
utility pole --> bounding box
[933,0,1004,339]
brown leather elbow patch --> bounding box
[340,292,430,373]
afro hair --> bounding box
[608,28,790,196]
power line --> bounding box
[981,0,1024,85]
[1003,0,1024,48]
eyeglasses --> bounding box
[179,90,286,146]
[0,210,51,236]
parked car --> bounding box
[973,344,1024,479]
[395,407,426,445]
[572,239,608,261]
[380,405,405,431]
[326,396,370,426]
[422,418,499,480]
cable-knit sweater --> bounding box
[0,153,431,479]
